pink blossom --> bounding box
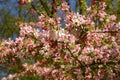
[109,15,116,21]
[49,30,58,40]
[61,1,70,11]
[15,37,23,44]
[99,11,107,21]
[101,2,107,10]
[36,21,44,27]
[1,1,120,79]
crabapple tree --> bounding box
[0,1,120,80]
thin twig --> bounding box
[39,0,52,17]
[66,47,83,66]
[31,2,41,15]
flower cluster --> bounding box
[0,1,120,80]
[17,0,33,5]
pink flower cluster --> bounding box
[0,1,120,80]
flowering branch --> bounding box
[66,46,120,68]
[66,47,83,67]
[90,60,120,67]
[90,29,120,33]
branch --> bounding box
[31,2,41,15]
[78,0,88,14]
[39,0,52,17]
[83,60,120,68]
[90,29,120,33]
[66,0,72,12]
[51,0,57,15]
[66,47,83,67]
[76,0,79,12]
[66,46,120,68]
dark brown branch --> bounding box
[31,2,41,15]
[39,0,52,17]
[66,0,72,12]
[51,0,57,15]
[83,60,120,68]
[76,0,79,12]
[66,47,83,66]
[90,29,120,33]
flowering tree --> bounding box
[0,1,120,80]
[1,0,120,38]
